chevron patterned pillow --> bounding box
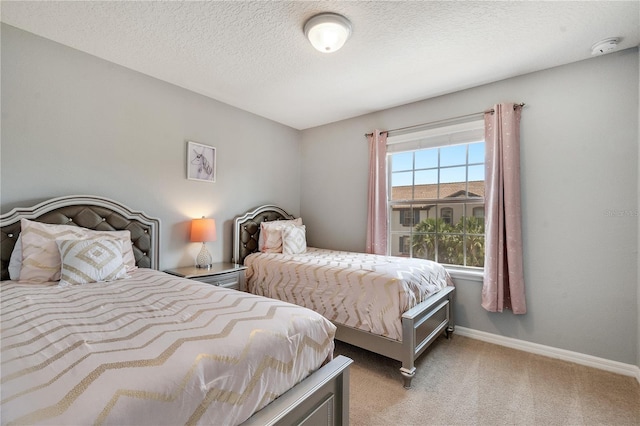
[282,225,307,255]
[56,239,129,286]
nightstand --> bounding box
[164,263,247,291]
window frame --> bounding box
[386,119,485,270]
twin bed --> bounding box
[0,196,351,426]
[233,205,456,388]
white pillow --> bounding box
[282,225,307,255]
[57,239,129,286]
[259,218,303,253]
[18,219,136,283]
[8,235,22,280]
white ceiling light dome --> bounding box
[304,13,352,53]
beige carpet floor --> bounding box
[334,336,640,426]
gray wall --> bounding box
[1,24,301,269]
[301,49,639,365]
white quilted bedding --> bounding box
[245,247,453,342]
[0,269,335,425]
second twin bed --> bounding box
[234,205,456,388]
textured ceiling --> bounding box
[1,1,638,130]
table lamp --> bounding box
[191,217,216,268]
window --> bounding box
[472,206,484,218]
[399,235,411,255]
[440,207,453,225]
[399,208,421,227]
[387,119,485,268]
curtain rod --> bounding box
[364,102,525,137]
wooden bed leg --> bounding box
[400,367,415,389]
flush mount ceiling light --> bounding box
[591,37,620,56]
[304,12,352,53]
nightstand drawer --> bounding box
[194,271,240,290]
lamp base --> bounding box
[196,243,213,269]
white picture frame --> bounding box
[187,141,216,183]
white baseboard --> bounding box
[455,326,640,384]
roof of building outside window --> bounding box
[391,181,484,203]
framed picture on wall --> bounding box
[187,141,216,183]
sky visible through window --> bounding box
[391,141,485,187]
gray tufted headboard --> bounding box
[0,195,160,280]
[232,205,295,265]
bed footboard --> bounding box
[400,286,455,388]
[335,286,455,389]
[242,355,353,426]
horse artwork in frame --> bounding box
[187,141,216,183]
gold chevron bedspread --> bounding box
[245,248,453,342]
[0,268,336,426]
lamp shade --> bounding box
[190,218,216,242]
[304,13,352,53]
